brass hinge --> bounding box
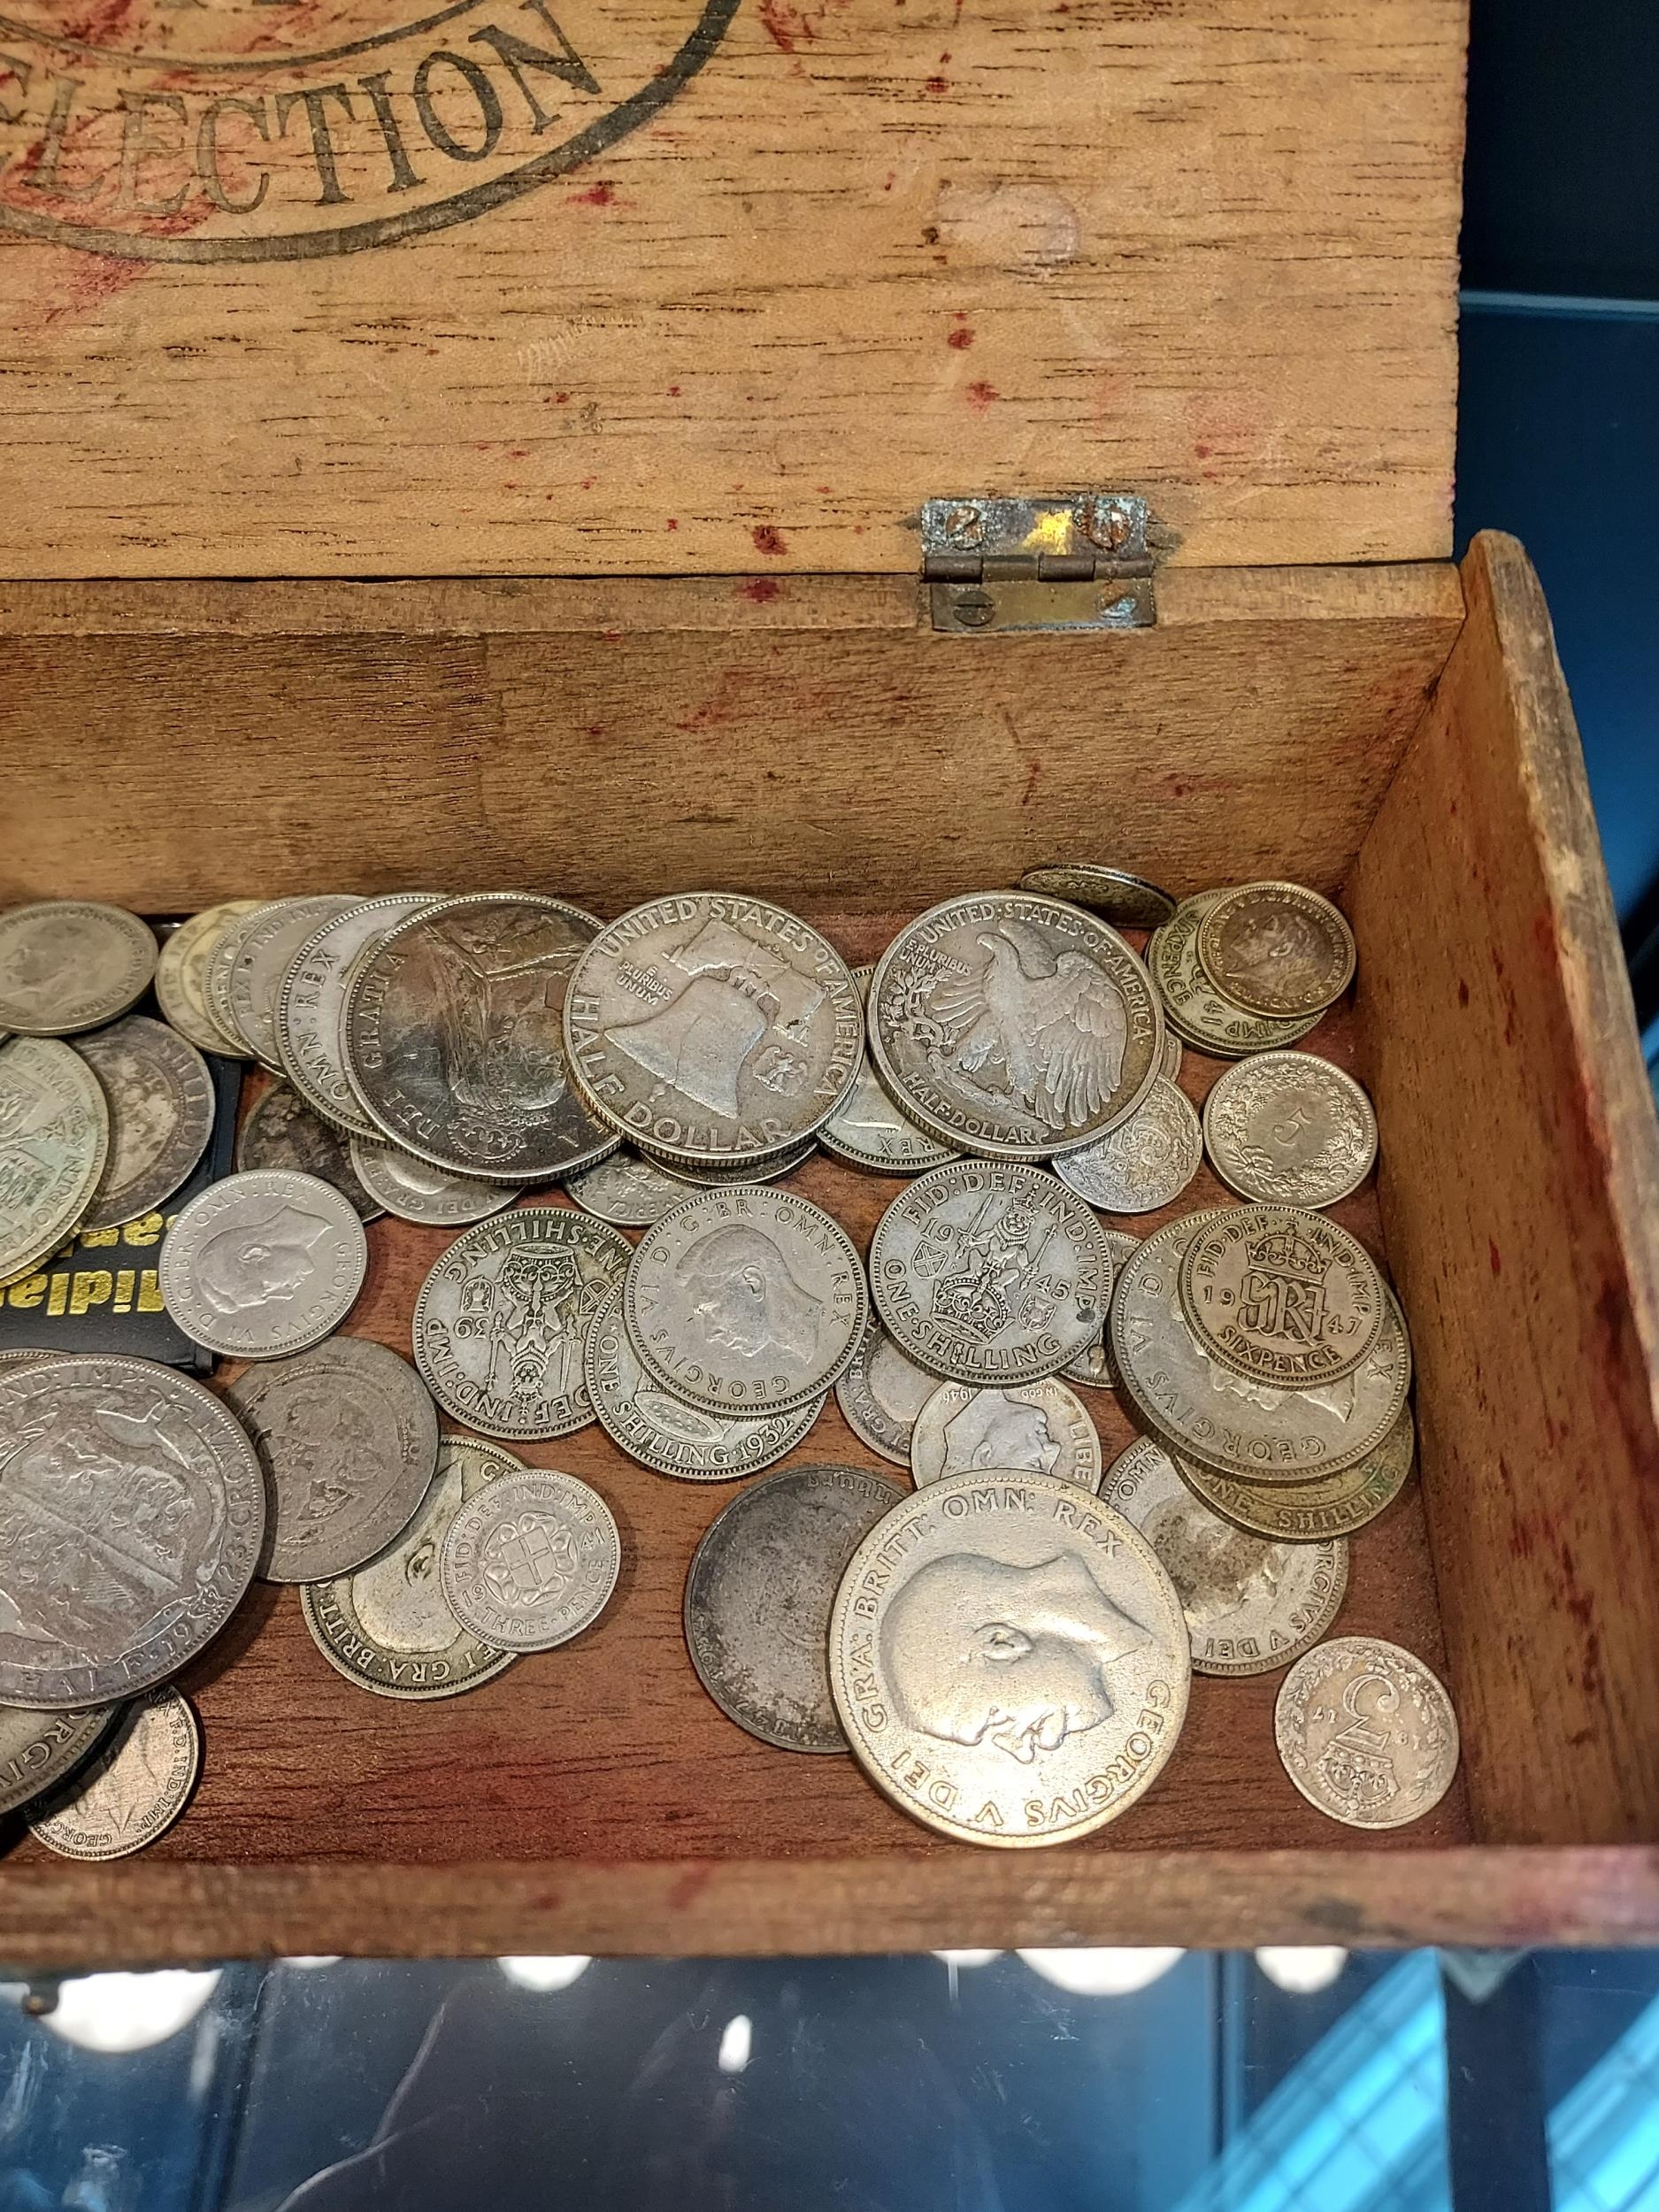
[921,494,1156,634]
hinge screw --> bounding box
[1084,499,1131,553]
[952,588,995,629]
[941,503,985,549]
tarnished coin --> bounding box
[0,1036,111,1282]
[869,1161,1111,1386]
[1179,1204,1386,1387]
[345,892,617,1182]
[0,1350,56,1371]
[833,1320,940,1467]
[1148,895,1320,1059]
[226,1337,440,1583]
[0,1354,265,1707]
[161,1169,369,1359]
[585,1289,819,1480]
[686,1463,903,1751]
[1198,882,1356,1018]
[829,1471,1190,1847]
[154,901,264,1056]
[1161,1033,1184,1082]
[1110,1212,1411,1481]
[626,1187,867,1416]
[870,893,1164,1160]
[439,1466,619,1652]
[649,1139,817,1187]
[1051,1078,1202,1215]
[1275,1635,1458,1829]
[0,1701,117,1820]
[565,892,863,1165]
[1202,1052,1379,1208]
[227,895,363,1070]
[29,1688,200,1861]
[819,964,958,1176]
[204,905,270,1062]
[238,1084,384,1223]
[911,1379,1101,1491]
[1102,1438,1347,1676]
[275,893,442,1137]
[1018,864,1177,931]
[1176,1405,1416,1542]
[414,1207,631,1440]
[349,1139,513,1227]
[1060,1228,1141,1391]
[564,1148,689,1226]
[0,902,157,1038]
[75,1015,216,1234]
[301,1436,520,1701]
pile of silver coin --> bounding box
[0,869,1457,1860]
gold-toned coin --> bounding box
[1274,1635,1457,1829]
[29,1688,200,1860]
[1196,882,1356,1018]
[1148,895,1319,1059]
[155,901,264,1056]
[1172,1406,1415,1542]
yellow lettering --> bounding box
[6,1273,46,1310]
[69,1270,113,1316]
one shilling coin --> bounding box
[439,1466,619,1653]
[413,1206,631,1440]
[910,1379,1102,1492]
[1175,1404,1416,1543]
[870,892,1164,1160]
[1275,1635,1458,1829]
[74,1014,216,1234]
[1196,882,1357,1019]
[275,892,442,1138]
[1102,1437,1347,1677]
[0,902,157,1038]
[833,1319,941,1468]
[154,901,264,1056]
[29,1687,200,1861]
[1148,895,1320,1059]
[685,1463,904,1751]
[1179,1204,1386,1388]
[829,1471,1190,1847]
[564,1148,690,1227]
[869,1161,1112,1386]
[1060,1227,1141,1392]
[1051,1077,1202,1215]
[227,894,363,1070]
[349,1138,513,1227]
[585,1289,819,1480]
[0,1036,111,1282]
[226,1336,440,1583]
[238,1084,384,1223]
[301,1435,521,1701]
[1202,1051,1379,1209]
[1018,863,1177,932]
[626,1187,867,1416]
[161,1168,369,1359]
[0,1701,118,1820]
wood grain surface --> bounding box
[0,0,1466,578]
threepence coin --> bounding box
[564,892,863,1167]
[344,892,617,1182]
[0,902,157,1038]
[227,894,363,1071]
[869,1161,1112,1386]
[626,1187,867,1417]
[910,1379,1102,1493]
[819,964,958,1176]
[29,1687,200,1861]
[1197,882,1357,1019]
[0,1701,116,1819]
[685,1463,903,1751]
[439,1466,619,1653]
[160,1168,369,1359]
[1202,1052,1379,1209]
[585,1289,819,1480]
[0,1037,111,1282]
[829,1470,1190,1847]
[1175,1404,1416,1543]
[564,1148,691,1226]
[1275,1636,1458,1829]
[1060,1228,1141,1392]
[275,892,442,1138]
[1147,895,1319,1059]
[1178,1205,1386,1388]
[301,1436,521,1701]
[154,901,263,1056]
[870,892,1164,1160]
[238,1084,384,1223]
[833,1320,941,1468]
[226,1336,440,1583]
[1050,1077,1202,1214]
[1102,1438,1347,1677]
[413,1207,631,1440]
[1018,864,1177,932]
[0,1355,265,1708]
[75,1015,215,1233]
[349,1139,513,1227]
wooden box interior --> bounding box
[1,532,1657,1962]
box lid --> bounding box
[0,0,1465,580]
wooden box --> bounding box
[3,0,1658,1964]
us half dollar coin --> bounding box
[154,901,264,1056]
[29,1687,200,1861]
[829,1471,1190,1847]
[238,1084,384,1223]
[626,1187,867,1416]
[1197,882,1356,1019]
[227,894,363,1070]
[1178,1205,1386,1388]
[227,1337,440,1583]
[1061,1228,1141,1392]
[1202,1052,1379,1208]
[869,892,1164,1160]
[564,893,864,1166]
[0,902,157,1038]
[685,1463,904,1751]
[1175,1404,1416,1543]
[276,893,442,1138]
[413,1207,631,1440]
[75,1015,216,1234]
[0,1037,111,1283]
[1275,1635,1458,1829]
[439,1467,620,1653]
[0,1701,117,1820]
[0,1355,265,1708]
[833,1320,941,1468]
[349,1139,513,1227]
[161,1169,369,1359]
[1102,1438,1348,1677]
[344,893,618,1182]
[1050,1077,1202,1214]
[1148,895,1320,1059]
[869,1161,1112,1386]
[818,964,958,1176]
[910,1379,1102,1493]
[585,1289,819,1480]
[301,1436,521,1701]
[1018,864,1177,932]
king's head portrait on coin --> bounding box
[940,1394,1061,1481]
[881,1550,1151,1764]
[673,1225,820,1363]
[1142,1496,1283,1631]
[196,1202,330,1315]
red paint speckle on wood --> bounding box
[925,73,949,94]
[1458,979,1471,1006]
[1489,1240,1502,1278]
[1194,442,1212,458]
[1021,759,1041,806]
[570,180,614,206]
[666,518,679,530]
[668,385,680,396]
[759,0,816,49]
[965,380,998,411]
[580,476,596,490]
[948,311,974,349]
[741,577,782,603]
[751,525,787,557]
[883,170,896,190]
